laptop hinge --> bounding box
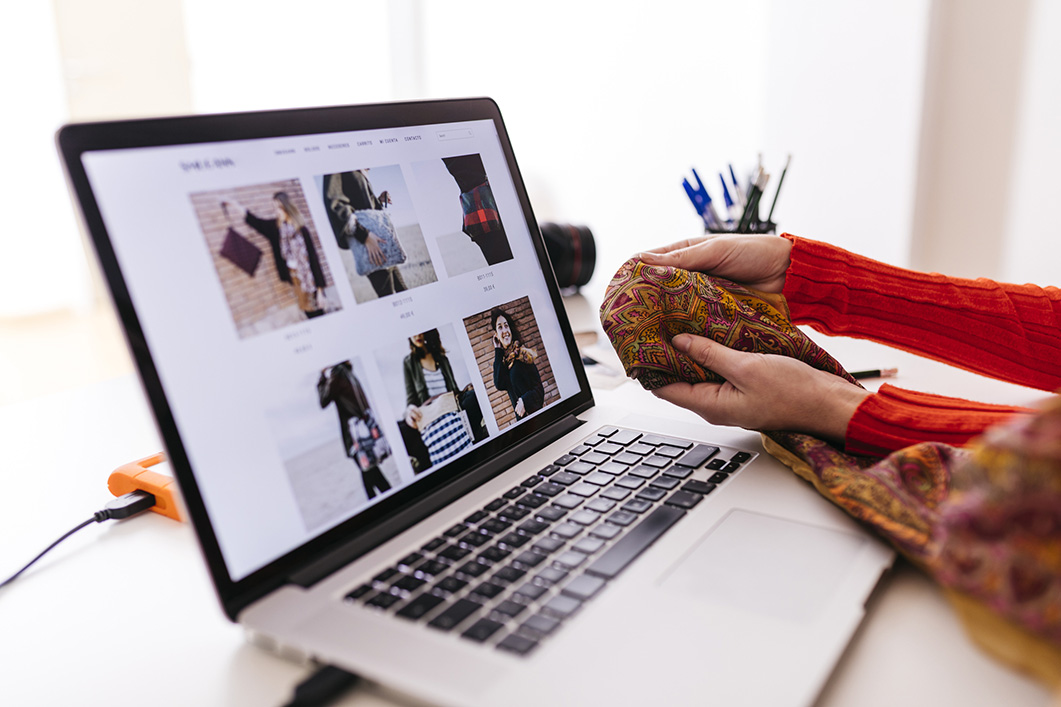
[285,412,585,590]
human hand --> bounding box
[404,404,422,430]
[515,398,526,418]
[365,233,385,266]
[652,333,869,444]
[638,234,792,293]
[343,213,358,236]
[378,190,392,207]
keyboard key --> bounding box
[615,476,645,490]
[481,518,512,534]
[551,471,580,486]
[396,593,444,620]
[586,498,617,513]
[732,451,752,463]
[609,429,642,445]
[494,600,528,618]
[465,510,489,524]
[621,499,653,514]
[598,461,630,475]
[520,614,561,636]
[421,537,446,552]
[562,574,607,601]
[457,561,490,578]
[536,506,567,522]
[567,482,599,497]
[542,594,582,618]
[497,633,538,655]
[628,464,659,479]
[553,494,584,509]
[415,560,448,577]
[538,464,561,477]
[675,445,720,469]
[654,445,685,458]
[595,442,624,455]
[590,523,622,540]
[533,536,565,554]
[493,566,526,584]
[499,532,531,548]
[438,545,472,562]
[566,461,597,475]
[472,582,506,600]
[398,552,424,568]
[499,506,531,522]
[682,480,716,495]
[626,443,655,456]
[581,451,610,465]
[344,584,372,601]
[504,487,526,500]
[600,487,631,501]
[597,426,619,437]
[554,454,578,466]
[572,537,605,555]
[428,598,482,631]
[373,568,399,584]
[484,498,507,512]
[513,550,547,567]
[534,567,568,585]
[366,592,402,610]
[706,458,727,470]
[435,576,468,594]
[516,493,548,509]
[568,510,601,526]
[641,455,672,468]
[552,522,583,539]
[635,487,668,503]
[516,582,549,601]
[535,483,564,497]
[554,550,588,569]
[586,506,687,580]
[639,434,693,449]
[662,466,693,479]
[583,471,614,486]
[723,461,742,473]
[649,475,680,490]
[708,472,729,484]
[462,618,504,642]
[521,475,544,488]
[569,444,593,456]
[665,490,703,509]
[479,546,512,563]
[518,519,550,535]
[393,575,427,592]
[459,531,491,548]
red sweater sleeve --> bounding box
[780,234,1061,391]
[780,234,1059,456]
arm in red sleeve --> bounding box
[845,383,1035,457]
[780,234,1061,392]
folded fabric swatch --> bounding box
[598,256,858,388]
[599,255,1061,679]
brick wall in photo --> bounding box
[189,179,337,338]
[465,296,559,430]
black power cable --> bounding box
[1,491,156,589]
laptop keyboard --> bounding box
[342,426,754,656]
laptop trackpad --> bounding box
[660,509,867,624]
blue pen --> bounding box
[719,174,739,223]
[682,168,723,230]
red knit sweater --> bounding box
[780,234,1061,456]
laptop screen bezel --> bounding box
[57,98,594,620]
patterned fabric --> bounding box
[421,410,472,465]
[351,209,407,276]
[279,220,316,295]
[599,257,859,389]
[459,182,502,239]
[599,255,1061,666]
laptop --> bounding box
[58,98,893,706]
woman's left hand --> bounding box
[652,333,869,444]
[515,398,526,418]
[365,233,385,266]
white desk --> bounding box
[1,335,1055,706]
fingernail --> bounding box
[671,333,691,351]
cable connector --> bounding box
[93,490,156,522]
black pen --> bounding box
[851,367,898,380]
[766,154,791,224]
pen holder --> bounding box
[707,220,776,235]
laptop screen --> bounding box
[65,102,589,585]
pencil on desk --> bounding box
[851,367,898,380]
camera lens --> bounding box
[540,222,595,290]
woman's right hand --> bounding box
[404,404,422,430]
[638,234,792,293]
[365,232,385,266]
